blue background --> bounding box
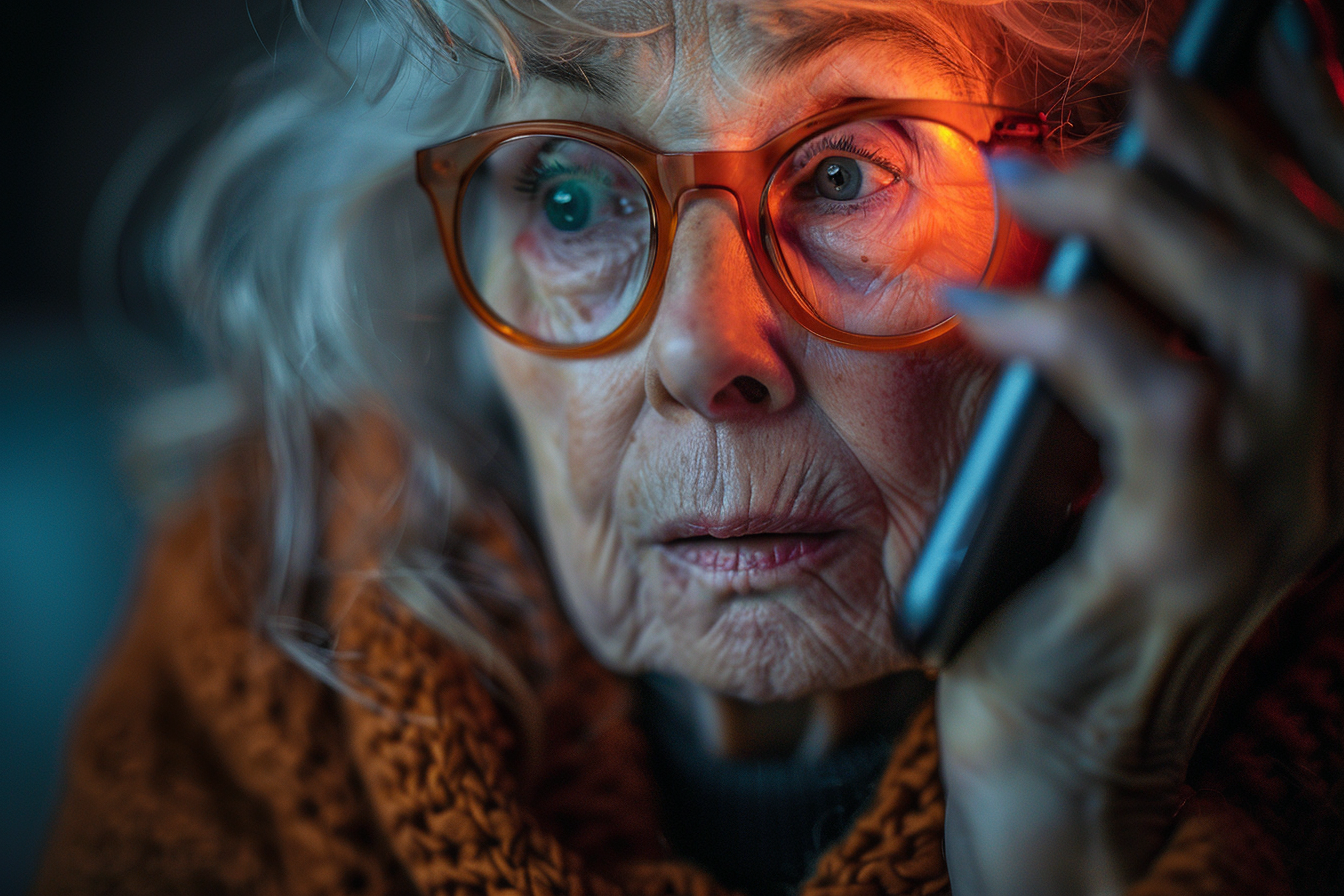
[2,1,260,891]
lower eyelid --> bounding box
[815,199,879,217]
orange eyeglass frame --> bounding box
[416,98,1046,358]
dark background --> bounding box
[2,2,265,891]
[5,2,1344,893]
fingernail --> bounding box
[942,286,1010,316]
[987,154,1046,188]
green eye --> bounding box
[544,180,593,231]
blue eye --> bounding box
[544,180,593,231]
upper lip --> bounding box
[653,512,846,543]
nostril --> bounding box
[732,375,769,404]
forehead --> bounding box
[502,1,991,149]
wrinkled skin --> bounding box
[486,28,998,706]
[937,42,1344,896]
[480,7,1344,895]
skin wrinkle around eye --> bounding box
[471,138,657,342]
[484,26,1002,703]
[767,116,997,335]
[511,225,647,332]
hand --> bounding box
[934,33,1344,896]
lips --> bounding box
[653,514,847,574]
[662,532,841,572]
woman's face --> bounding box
[484,6,1000,702]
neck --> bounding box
[679,672,931,761]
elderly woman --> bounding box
[37,0,1344,894]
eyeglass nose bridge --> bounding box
[654,149,775,208]
[651,149,790,306]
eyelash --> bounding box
[796,133,905,182]
[514,158,610,196]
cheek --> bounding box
[487,329,999,692]
[487,343,641,512]
[487,345,565,494]
[810,335,997,557]
[485,341,645,634]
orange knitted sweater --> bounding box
[36,413,1343,895]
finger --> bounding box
[945,286,1226,487]
[945,286,1268,638]
[1258,24,1344,206]
[990,157,1312,394]
[1131,68,1344,275]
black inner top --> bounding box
[638,670,934,896]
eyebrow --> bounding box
[522,51,624,102]
[521,12,972,103]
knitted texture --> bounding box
[1186,546,1344,893]
[36,411,1336,895]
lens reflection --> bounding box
[460,136,655,346]
[765,117,998,337]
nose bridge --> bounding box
[646,155,798,419]
[653,174,786,386]
[664,186,773,320]
[662,190,754,311]
[655,150,771,280]
[674,185,743,227]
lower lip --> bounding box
[660,533,841,573]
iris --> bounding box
[816,157,862,201]
[545,180,592,231]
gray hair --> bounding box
[142,0,1177,755]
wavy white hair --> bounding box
[145,0,1178,753]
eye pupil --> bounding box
[545,180,592,231]
[817,157,861,201]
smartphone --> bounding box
[897,0,1298,667]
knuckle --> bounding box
[1140,364,1221,453]
[1050,297,1100,355]
[1057,288,1126,351]
[1240,261,1311,388]
[1079,164,1139,235]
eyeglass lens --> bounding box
[460,136,656,345]
[458,118,998,347]
[765,117,998,338]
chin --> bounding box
[654,596,912,703]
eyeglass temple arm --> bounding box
[985,113,1049,151]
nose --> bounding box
[645,191,799,420]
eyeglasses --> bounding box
[416,99,1044,357]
